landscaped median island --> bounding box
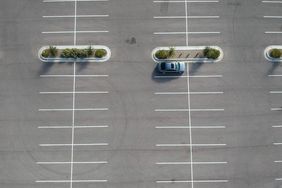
[264,45,282,62]
[38,45,111,63]
[152,46,224,63]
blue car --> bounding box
[158,61,185,73]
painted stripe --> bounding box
[269,75,282,77]
[42,31,109,34]
[36,180,108,183]
[37,161,108,164]
[38,108,108,111]
[40,143,108,146]
[271,108,282,111]
[273,125,282,128]
[262,0,282,3]
[43,0,108,2]
[153,0,219,3]
[154,91,223,95]
[265,31,282,34]
[38,125,109,129]
[40,91,109,94]
[156,161,227,164]
[156,180,228,183]
[156,143,226,147]
[154,16,219,19]
[154,75,222,78]
[43,15,109,18]
[270,91,282,94]
[40,74,109,77]
[154,31,220,35]
[264,16,282,18]
[155,126,225,129]
[155,109,224,112]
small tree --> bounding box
[155,50,169,59]
[87,46,93,57]
[270,49,282,59]
[49,46,58,57]
[168,47,175,58]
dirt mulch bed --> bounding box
[168,49,204,59]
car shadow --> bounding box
[266,61,280,76]
[151,64,184,83]
[189,62,204,75]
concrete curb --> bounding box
[38,45,111,63]
[151,46,224,63]
[264,45,282,63]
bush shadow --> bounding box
[38,62,54,75]
[76,61,90,72]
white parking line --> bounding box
[37,161,108,164]
[155,125,225,129]
[43,15,109,18]
[40,74,109,78]
[155,108,224,112]
[43,0,108,2]
[270,91,282,94]
[154,16,219,19]
[154,31,221,35]
[38,125,109,129]
[274,161,282,163]
[271,108,282,111]
[156,143,226,147]
[156,180,228,183]
[262,0,282,3]
[276,178,282,181]
[272,125,282,128]
[265,31,282,34]
[154,75,222,78]
[38,108,108,111]
[153,0,219,3]
[37,180,108,183]
[40,91,109,94]
[42,31,109,34]
[40,143,109,147]
[156,161,227,164]
[269,75,282,77]
[154,91,223,95]
[264,16,282,18]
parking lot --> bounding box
[1,0,282,188]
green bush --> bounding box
[95,49,107,58]
[42,49,50,58]
[49,46,57,57]
[270,49,282,59]
[168,47,175,57]
[87,46,93,56]
[60,48,89,58]
[155,50,169,59]
[203,47,220,59]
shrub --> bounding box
[155,50,169,59]
[76,49,88,58]
[87,46,93,56]
[270,48,282,59]
[42,49,50,58]
[95,49,107,58]
[168,47,175,57]
[203,47,220,59]
[49,46,57,57]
